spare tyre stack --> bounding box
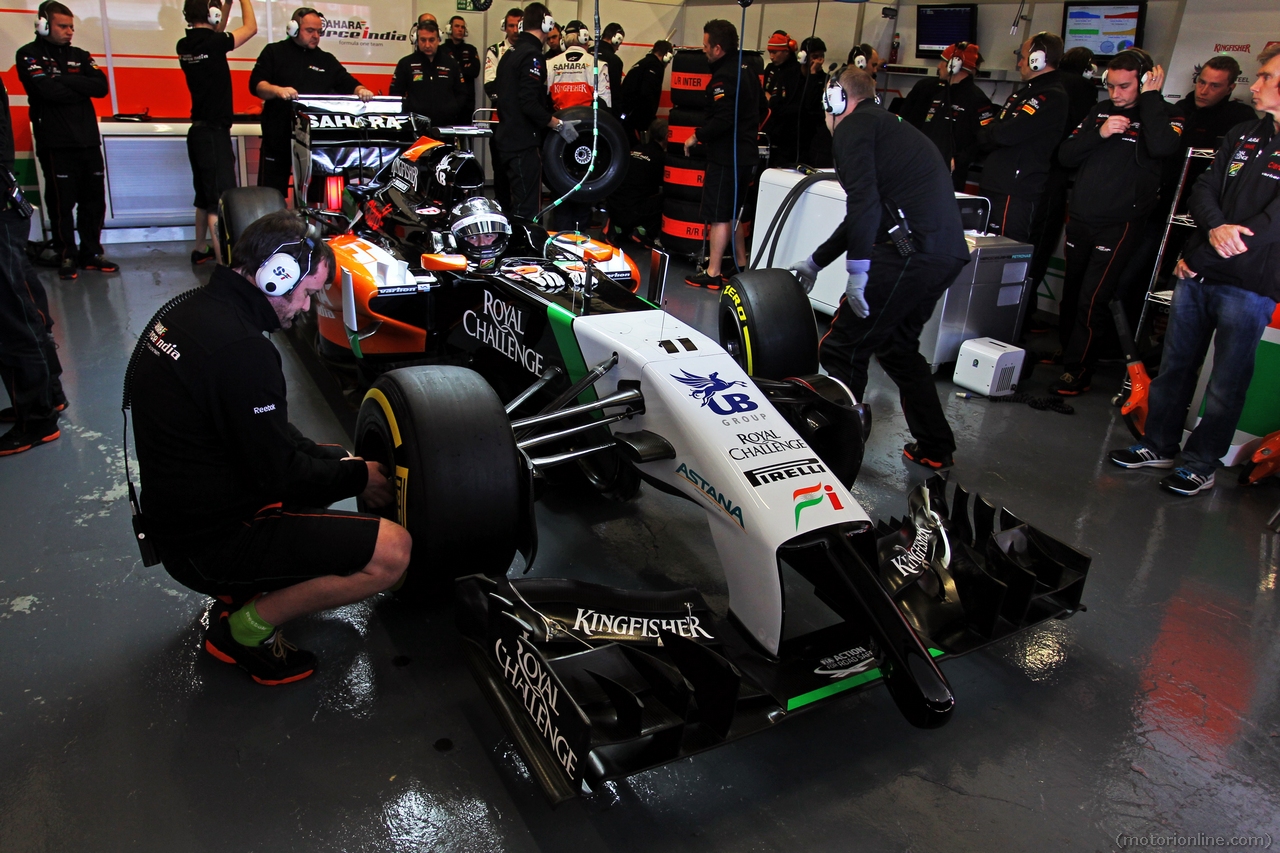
[662,50,710,258]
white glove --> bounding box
[789,255,822,294]
[554,119,581,144]
[845,271,870,318]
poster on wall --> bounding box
[1166,3,1279,105]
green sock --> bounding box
[228,600,275,647]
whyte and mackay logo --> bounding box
[671,369,759,415]
[463,290,544,375]
[675,462,745,529]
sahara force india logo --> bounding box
[675,462,745,529]
[792,482,844,529]
[464,290,545,374]
[671,370,759,415]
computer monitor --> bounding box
[1062,2,1146,62]
[915,4,978,60]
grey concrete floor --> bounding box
[2,241,1279,852]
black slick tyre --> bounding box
[661,198,705,258]
[662,152,705,203]
[669,50,710,108]
[354,366,521,594]
[719,268,819,379]
[542,106,630,202]
[217,187,287,265]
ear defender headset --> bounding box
[255,238,317,297]
[1026,33,1050,73]
[610,29,624,46]
[943,41,969,77]
[823,78,848,116]
[207,1,222,27]
[848,45,870,71]
[286,8,322,39]
[35,2,50,36]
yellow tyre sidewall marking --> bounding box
[723,286,754,375]
[363,388,408,526]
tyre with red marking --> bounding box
[662,152,705,203]
[661,197,704,257]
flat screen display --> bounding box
[1062,2,1146,60]
[916,4,978,59]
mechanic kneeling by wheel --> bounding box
[790,67,970,470]
[129,210,410,685]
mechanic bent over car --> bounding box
[128,211,410,685]
[790,67,970,471]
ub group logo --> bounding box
[792,482,844,528]
[671,370,759,416]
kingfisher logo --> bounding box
[792,482,843,528]
[671,370,759,415]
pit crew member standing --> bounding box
[618,40,672,141]
[391,19,469,128]
[484,8,524,211]
[1108,44,1280,497]
[909,41,993,191]
[545,24,563,59]
[796,38,828,166]
[178,0,258,265]
[130,210,410,684]
[1051,49,1184,396]
[763,32,803,167]
[789,68,970,470]
[547,31,611,111]
[441,16,480,122]
[975,32,1068,242]
[682,19,762,288]
[0,76,64,456]
[16,1,117,281]
[494,3,579,220]
[248,7,374,197]
[597,23,626,116]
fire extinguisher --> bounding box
[889,32,900,64]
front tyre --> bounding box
[720,268,819,380]
[354,366,522,593]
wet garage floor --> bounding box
[2,242,1278,852]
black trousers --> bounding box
[981,189,1036,244]
[502,147,542,221]
[0,210,62,432]
[257,133,292,197]
[818,247,966,456]
[1060,218,1142,372]
[1027,167,1071,303]
[37,145,106,260]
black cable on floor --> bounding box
[961,392,1075,414]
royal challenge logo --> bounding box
[792,482,844,529]
[463,290,545,374]
[671,370,759,416]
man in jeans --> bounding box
[1108,43,1280,496]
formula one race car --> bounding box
[221,116,1091,806]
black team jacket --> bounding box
[977,69,1069,199]
[248,38,363,153]
[493,31,553,154]
[813,100,969,267]
[131,265,368,548]
[1058,90,1185,225]
[699,54,763,168]
[15,37,109,149]
[1183,117,1280,301]
[913,75,994,191]
[619,52,667,134]
[390,48,470,127]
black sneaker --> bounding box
[1034,349,1062,365]
[59,257,78,280]
[685,271,724,289]
[1048,371,1092,396]
[1109,444,1176,469]
[0,400,67,423]
[204,612,316,685]
[79,255,120,273]
[1159,467,1215,496]
[0,423,61,457]
[903,442,954,470]
[191,246,216,265]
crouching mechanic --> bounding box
[790,68,970,470]
[129,210,410,684]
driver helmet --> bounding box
[450,196,511,261]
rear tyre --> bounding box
[719,268,819,379]
[662,152,706,203]
[661,198,705,258]
[354,366,521,595]
[217,187,287,265]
